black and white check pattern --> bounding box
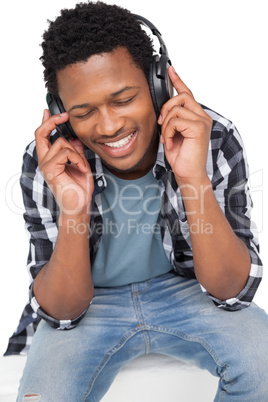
[4,106,263,355]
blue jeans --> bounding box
[17,272,268,401]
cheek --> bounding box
[69,119,94,141]
[140,105,157,136]
[135,97,156,127]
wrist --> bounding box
[176,175,213,217]
[175,174,211,191]
[58,212,91,235]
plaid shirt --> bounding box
[4,105,263,356]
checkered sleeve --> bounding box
[21,140,88,329]
[202,108,263,310]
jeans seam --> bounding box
[82,326,145,401]
[146,324,237,400]
[131,283,151,354]
[145,324,228,370]
[218,365,236,401]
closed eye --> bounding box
[73,110,95,119]
[72,95,137,119]
[114,95,136,106]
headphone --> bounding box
[46,14,173,140]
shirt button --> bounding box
[97,179,103,187]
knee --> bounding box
[230,306,268,384]
[222,342,268,398]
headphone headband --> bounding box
[132,14,169,57]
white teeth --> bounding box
[104,133,134,148]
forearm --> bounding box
[33,213,94,320]
[179,176,251,300]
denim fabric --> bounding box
[17,272,268,401]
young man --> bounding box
[7,1,268,400]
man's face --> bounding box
[57,47,158,179]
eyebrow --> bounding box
[67,86,139,113]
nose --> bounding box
[95,107,124,137]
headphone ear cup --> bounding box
[46,93,77,139]
[148,57,160,116]
[149,55,173,117]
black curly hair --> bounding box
[41,1,154,96]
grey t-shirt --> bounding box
[92,168,172,287]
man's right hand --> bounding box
[35,109,94,217]
[33,109,94,321]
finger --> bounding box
[161,118,185,152]
[158,92,207,126]
[35,112,69,161]
[69,138,90,171]
[168,66,194,97]
[42,108,50,124]
[41,147,89,181]
[161,117,202,151]
[160,105,202,136]
[69,138,88,162]
[41,137,89,173]
[167,67,213,126]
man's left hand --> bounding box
[158,66,213,186]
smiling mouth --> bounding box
[104,132,135,148]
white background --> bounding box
[0,0,267,355]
